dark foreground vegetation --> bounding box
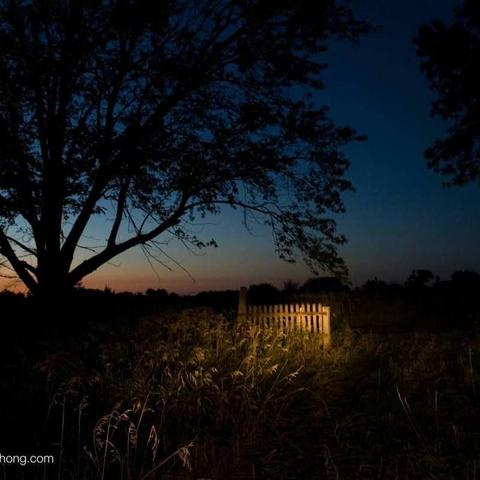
[1,273,480,479]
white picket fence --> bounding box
[237,287,331,345]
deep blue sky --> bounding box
[73,0,480,293]
[324,0,480,286]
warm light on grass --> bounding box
[33,309,480,479]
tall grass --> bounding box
[34,311,323,479]
[15,310,480,479]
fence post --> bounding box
[237,287,247,322]
[322,306,331,347]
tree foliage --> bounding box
[0,0,368,295]
[404,269,434,290]
[415,0,480,185]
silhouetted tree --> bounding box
[405,269,435,289]
[247,283,281,304]
[192,290,237,312]
[282,279,299,296]
[451,270,480,293]
[146,288,169,300]
[415,0,480,185]
[300,276,349,294]
[360,277,388,293]
[0,1,369,298]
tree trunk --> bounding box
[29,272,76,327]
[34,256,75,300]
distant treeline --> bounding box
[2,268,479,300]
[2,269,480,332]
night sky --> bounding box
[5,0,479,294]
[324,0,480,285]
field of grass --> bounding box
[2,307,480,479]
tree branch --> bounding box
[6,235,37,257]
[68,193,189,284]
[0,230,38,291]
[107,179,129,247]
[61,37,217,267]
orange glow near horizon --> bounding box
[0,260,313,295]
[0,230,316,294]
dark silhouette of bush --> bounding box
[405,269,435,290]
[300,277,350,294]
[360,277,389,293]
[282,280,300,296]
[247,283,282,305]
[450,270,480,293]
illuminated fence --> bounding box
[237,287,331,346]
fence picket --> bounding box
[237,291,331,345]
